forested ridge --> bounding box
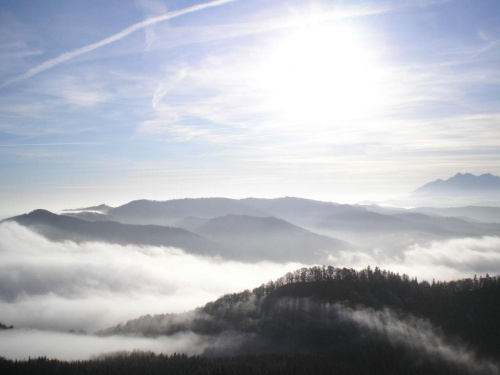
[95,266,500,374]
[2,266,499,374]
[0,350,484,375]
[105,266,500,353]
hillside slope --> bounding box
[102,266,500,374]
[193,214,348,262]
[5,210,217,255]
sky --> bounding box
[1,0,500,215]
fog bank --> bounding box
[0,222,303,331]
[329,236,500,281]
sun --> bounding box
[254,20,386,132]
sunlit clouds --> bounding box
[0,222,304,331]
[254,23,387,130]
[1,0,500,211]
[328,236,500,281]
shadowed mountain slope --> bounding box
[192,214,348,262]
[5,210,217,255]
[109,198,269,225]
[69,196,500,238]
[242,197,343,227]
[5,210,349,263]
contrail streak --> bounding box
[1,0,235,88]
[0,143,95,147]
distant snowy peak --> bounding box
[413,173,500,195]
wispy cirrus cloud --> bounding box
[1,0,236,88]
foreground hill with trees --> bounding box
[0,266,500,375]
[99,266,499,374]
[0,350,488,375]
[1,266,499,374]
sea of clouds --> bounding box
[1,221,499,361]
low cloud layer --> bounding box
[329,236,500,281]
[1,222,500,362]
[0,329,205,361]
[0,222,303,332]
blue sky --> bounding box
[1,0,500,214]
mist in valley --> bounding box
[1,196,500,369]
[2,0,500,372]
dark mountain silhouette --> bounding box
[192,214,348,262]
[101,266,500,374]
[5,210,217,255]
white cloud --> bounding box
[0,222,304,331]
[0,329,209,361]
[329,236,500,281]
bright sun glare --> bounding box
[255,19,386,131]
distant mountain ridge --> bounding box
[4,209,218,255]
[109,198,268,225]
[3,209,348,263]
[8,195,500,262]
[414,173,500,194]
[402,172,500,207]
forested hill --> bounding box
[101,266,500,374]
[2,267,499,374]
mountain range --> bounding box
[407,172,500,207]
[3,173,500,374]
[5,194,500,263]
[414,173,500,194]
[4,208,348,262]
[5,209,217,256]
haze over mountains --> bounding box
[6,209,217,256]
[407,172,500,207]
[6,197,500,264]
[414,173,500,194]
[6,174,500,264]
[1,173,500,372]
